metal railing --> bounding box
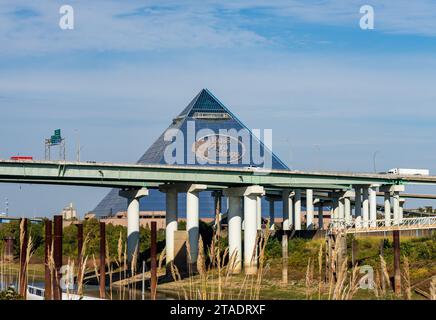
[27,285,45,297]
[328,216,436,234]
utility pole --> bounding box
[53,215,63,300]
[141,260,145,300]
[393,230,401,296]
[150,221,157,300]
[75,129,81,162]
[19,218,28,299]
[99,222,106,299]
[373,150,380,173]
[44,219,52,300]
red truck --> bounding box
[10,156,33,161]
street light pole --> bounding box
[373,150,380,173]
[75,129,80,162]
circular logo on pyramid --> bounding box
[192,134,245,164]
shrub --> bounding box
[0,287,24,300]
[264,236,281,259]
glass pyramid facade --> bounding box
[92,89,288,218]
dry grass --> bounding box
[91,254,99,283]
[106,240,113,300]
[46,241,56,299]
[344,264,361,300]
[17,219,34,298]
[430,276,436,300]
[402,256,412,300]
[379,255,390,295]
[305,257,313,299]
[77,233,90,297]
[317,243,323,299]
[64,258,75,299]
[317,232,361,300]
[168,226,272,300]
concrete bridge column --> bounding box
[399,199,405,223]
[268,198,275,230]
[344,192,352,224]
[393,192,400,225]
[338,195,345,222]
[159,187,178,268]
[380,185,405,226]
[354,186,362,218]
[362,187,369,228]
[227,195,243,273]
[294,189,302,230]
[369,185,378,227]
[256,196,262,230]
[318,203,324,229]
[282,190,293,231]
[225,186,264,275]
[244,187,265,274]
[306,189,314,230]
[119,188,149,263]
[186,184,207,268]
[384,192,392,227]
[331,195,339,228]
[244,194,258,275]
[281,190,292,284]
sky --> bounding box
[1,0,436,218]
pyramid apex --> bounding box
[199,88,213,96]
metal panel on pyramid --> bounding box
[92,89,288,217]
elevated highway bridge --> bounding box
[0,159,430,189]
[1,159,435,275]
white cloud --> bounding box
[1,0,436,57]
[219,0,436,37]
[0,0,268,55]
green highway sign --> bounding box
[50,129,62,144]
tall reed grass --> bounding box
[168,224,272,300]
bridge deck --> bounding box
[1,159,434,190]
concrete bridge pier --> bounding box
[159,186,178,269]
[268,198,275,230]
[331,194,339,228]
[343,191,353,224]
[222,190,243,274]
[235,186,265,275]
[306,189,314,230]
[384,192,392,226]
[281,189,293,283]
[318,202,324,229]
[399,198,405,223]
[294,189,302,230]
[185,184,207,268]
[282,190,293,231]
[380,185,405,226]
[362,187,370,228]
[119,188,149,263]
[354,186,362,218]
[338,194,345,222]
[369,185,378,227]
[256,196,262,230]
[228,196,243,273]
[393,192,400,225]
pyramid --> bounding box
[92,89,288,217]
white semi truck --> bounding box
[388,168,430,176]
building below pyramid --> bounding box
[92,89,289,218]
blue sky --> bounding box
[1,0,436,217]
